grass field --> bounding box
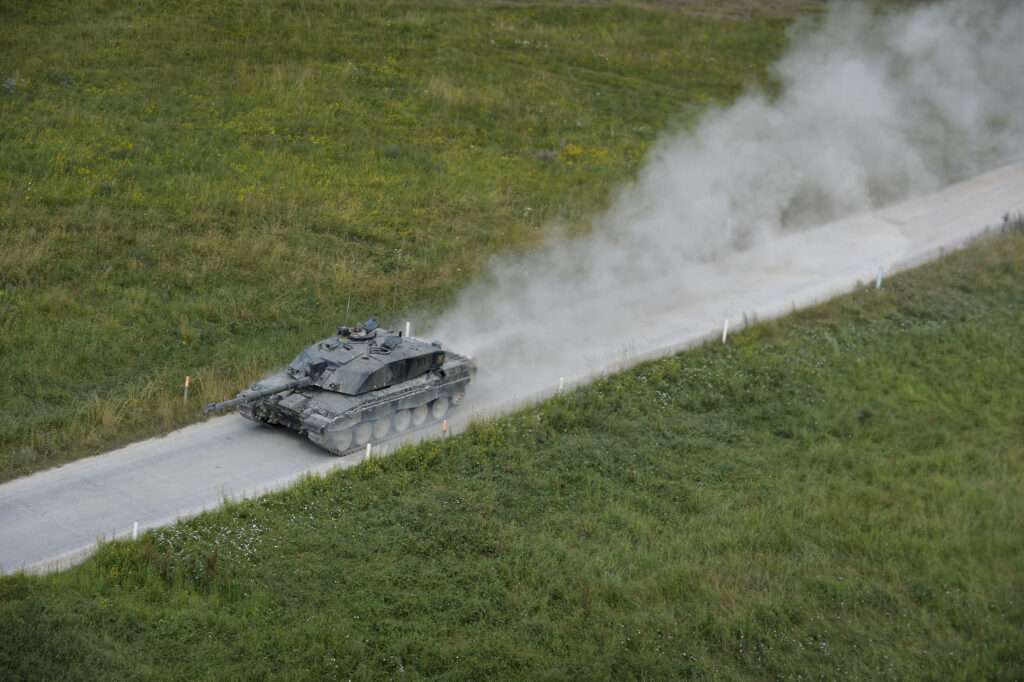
[0,0,800,481]
[2,226,1022,679]
[5,1,1021,678]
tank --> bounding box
[205,318,476,455]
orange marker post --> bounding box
[183,376,190,406]
[442,419,448,439]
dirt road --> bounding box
[2,161,1022,575]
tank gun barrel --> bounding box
[204,376,314,414]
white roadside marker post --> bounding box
[132,521,138,541]
[405,321,411,337]
[876,266,884,289]
[722,318,729,344]
[558,377,564,394]
[183,376,190,406]
[366,442,372,460]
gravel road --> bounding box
[2,161,1022,575]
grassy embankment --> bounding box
[0,0,794,481]
[2,222,1022,679]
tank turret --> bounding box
[203,318,476,455]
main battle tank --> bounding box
[205,318,476,455]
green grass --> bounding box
[2,228,1022,679]
[0,0,798,481]
[4,1,1019,677]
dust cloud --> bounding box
[429,0,1024,412]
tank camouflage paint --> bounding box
[205,318,476,455]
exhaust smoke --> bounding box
[430,0,1024,412]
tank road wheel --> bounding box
[392,409,412,433]
[411,404,429,427]
[354,421,374,445]
[430,397,450,420]
[325,428,354,455]
[372,417,391,440]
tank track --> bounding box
[309,393,464,456]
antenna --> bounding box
[344,256,355,325]
[390,247,403,327]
